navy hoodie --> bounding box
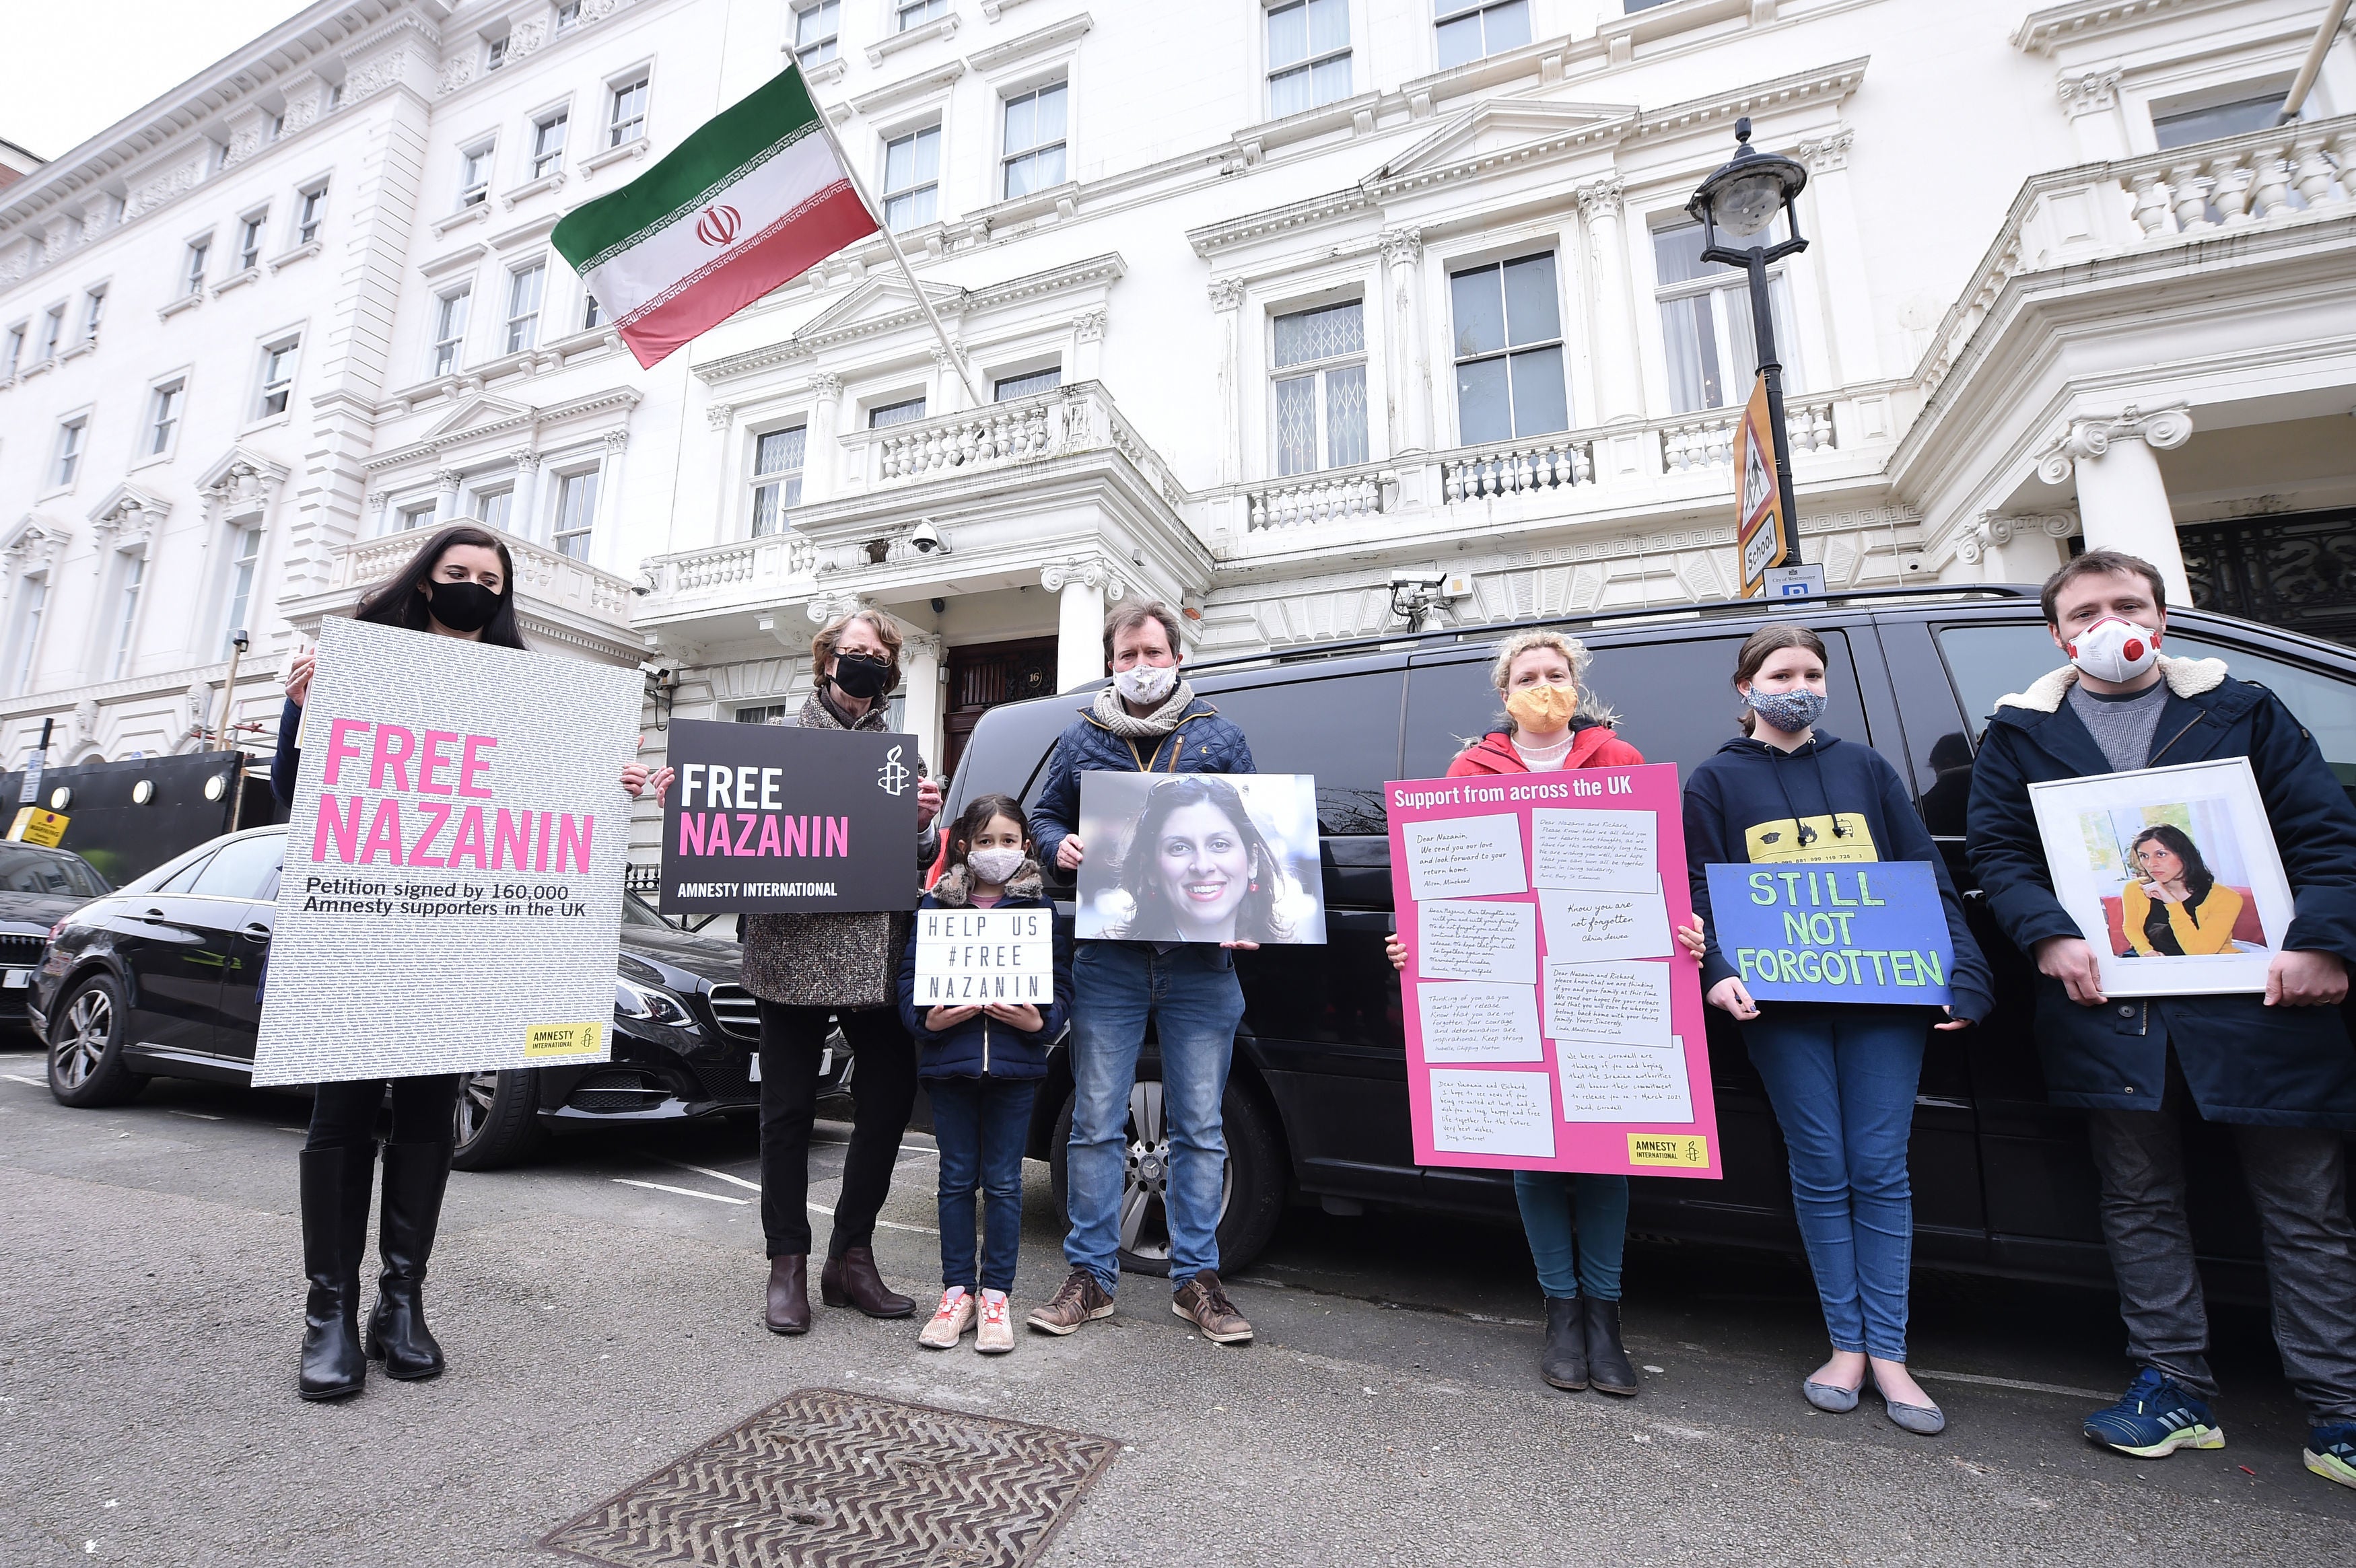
[895,860,1071,1081]
[1684,730,1993,1023]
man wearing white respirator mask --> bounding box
[1968,550,2356,1491]
[1024,601,1262,1345]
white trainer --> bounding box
[975,1290,1014,1354]
[918,1289,974,1349]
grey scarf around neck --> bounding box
[1090,680,1196,740]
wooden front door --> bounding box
[944,637,1060,777]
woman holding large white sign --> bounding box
[742,609,942,1336]
[274,526,668,1402]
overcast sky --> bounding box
[6,1,318,162]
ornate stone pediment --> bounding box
[1368,100,1637,194]
[1,515,67,573]
[423,393,538,441]
[87,483,172,550]
[195,446,293,520]
[794,273,970,345]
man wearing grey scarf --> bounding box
[1023,601,1261,1346]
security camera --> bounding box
[638,661,672,680]
[909,518,948,555]
[1389,568,1444,590]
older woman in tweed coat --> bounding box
[750,609,942,1334]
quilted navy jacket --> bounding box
[1026,694,1257,869]
[1966,655,2356,1129]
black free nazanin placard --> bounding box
[656,717,920,913]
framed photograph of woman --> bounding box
[1074,773,1327,944]
[2027,756,2295,996]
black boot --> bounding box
[1540,1295,1587,1390]
[364,1140,452,1380]
[1584,1295,1638,1396]
[298,1144,372,1400]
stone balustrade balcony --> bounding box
[292,524,646,664]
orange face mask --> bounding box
[1504,682,1577,732]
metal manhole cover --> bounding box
[539,1386,1120,1568]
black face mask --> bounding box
[831,652,895,701]
[424,579,503,635]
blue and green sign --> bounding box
[1704,862,1953,1005]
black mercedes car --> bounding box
[28,825,829,1168]
[0,842,111,1027]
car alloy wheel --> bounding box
[1117,1079,1233,1266]
[51,987,113,1092]
[453,1069,498,1146]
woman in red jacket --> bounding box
[1389,631,1662,1396]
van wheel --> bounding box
[1049,1068,1286,1278]
[451,1068,544,1170]
[46,975,147,1108]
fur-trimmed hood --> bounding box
[1994,653,2230,715]
[931,859,1046,906]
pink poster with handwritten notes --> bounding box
[1386,762,1719,1180]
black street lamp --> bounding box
[1687,116,1811,561]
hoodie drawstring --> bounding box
[1764,740,1850,847]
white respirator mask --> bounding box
[2064,616,2163,684]
[1113,662,1178,706]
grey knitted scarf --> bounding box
[1090,680,1197,739]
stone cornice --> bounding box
[1629,58,1869,145]
[361,386,646,470]
[694,254,1125,386]
[2011,0,2227,57]
[966,10,1093,72]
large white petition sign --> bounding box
[913,907,1054,1005]
[252,617,642,1085]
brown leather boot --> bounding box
[821,1246,913,1318]
[764,1255,810,1335]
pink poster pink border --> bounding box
[1385,762,1720,1180]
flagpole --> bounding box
[806,90,989,409]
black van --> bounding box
[944,585,2356,1294]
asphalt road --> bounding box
[3,1045,2351,1566]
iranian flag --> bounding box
[552,62,876,369]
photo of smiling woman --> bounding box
[1077,774,1323,946]
[273,524,671,1403]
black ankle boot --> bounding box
[1540,1295,1588,1390]
[298,1144,374,1400]
[1584,1295,1638,1396]
[365,1140,452,1380]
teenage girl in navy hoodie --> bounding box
[897,792,1071,1354]
[1683,625,1992,1436]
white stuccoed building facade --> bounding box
[2,0,2352,865]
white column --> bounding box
[806,372,843,499]
[1208,281,1243,487]
[1042,559,1122,692]
[592,430,629,571]
[897,630,946,771]
[510,452,543,542]
[1574,182,1640,424]
[1073,309,1107,385]
[932,346,967,415]
[1379,229,1430,453]
[1958,511,2076,586]
[1794,133,1875,386]
[432,469,462,522]
[2056,70,2130,162]
[2036,406,2194,604]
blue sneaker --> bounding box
[2306,1423,2356,1491]
[2082,1368,2225,1458]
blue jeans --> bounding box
[1514,1171,1630,1301]
[930,1075,1039,1295]
[1741,1005,1927,1362]
[1064,941,1244,1293]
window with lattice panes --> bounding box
[532,111,569,178]
[751,426,806,537]
[1449,253,1566,445]
[554,469,600,559]
[1269,0,1351,118]
[109,554,144,678]
[1002,83,1067,199]
[148,380,183,456]
[1652,218,1799,415]
[433,287,471,376]
[994,367,1060,401]
[882,125,940,231]
[1271,300,1368,476]
[794,1,839,65]
[221,525,262,656]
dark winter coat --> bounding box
[1966,655,2356,1129]
[271,697,303,806]
[895,860,1070,1081]
[740,691,940,1011]
[1026,694,1256,869]
[1685,729,1995,1024]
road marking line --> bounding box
[167,1110,223,1121]
[1,1073,44,1088]
[1912,1368,2114,1400]
[611,1177,747,1206]
[803,1199,938,1235]
[275,1127,307,1135]
[653,1158,762,1192]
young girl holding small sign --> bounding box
[1682,625,1991,1436]
[895,793,1072,1353]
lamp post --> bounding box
[1687,116,1811,568]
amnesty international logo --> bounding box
[876,744,911,797]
